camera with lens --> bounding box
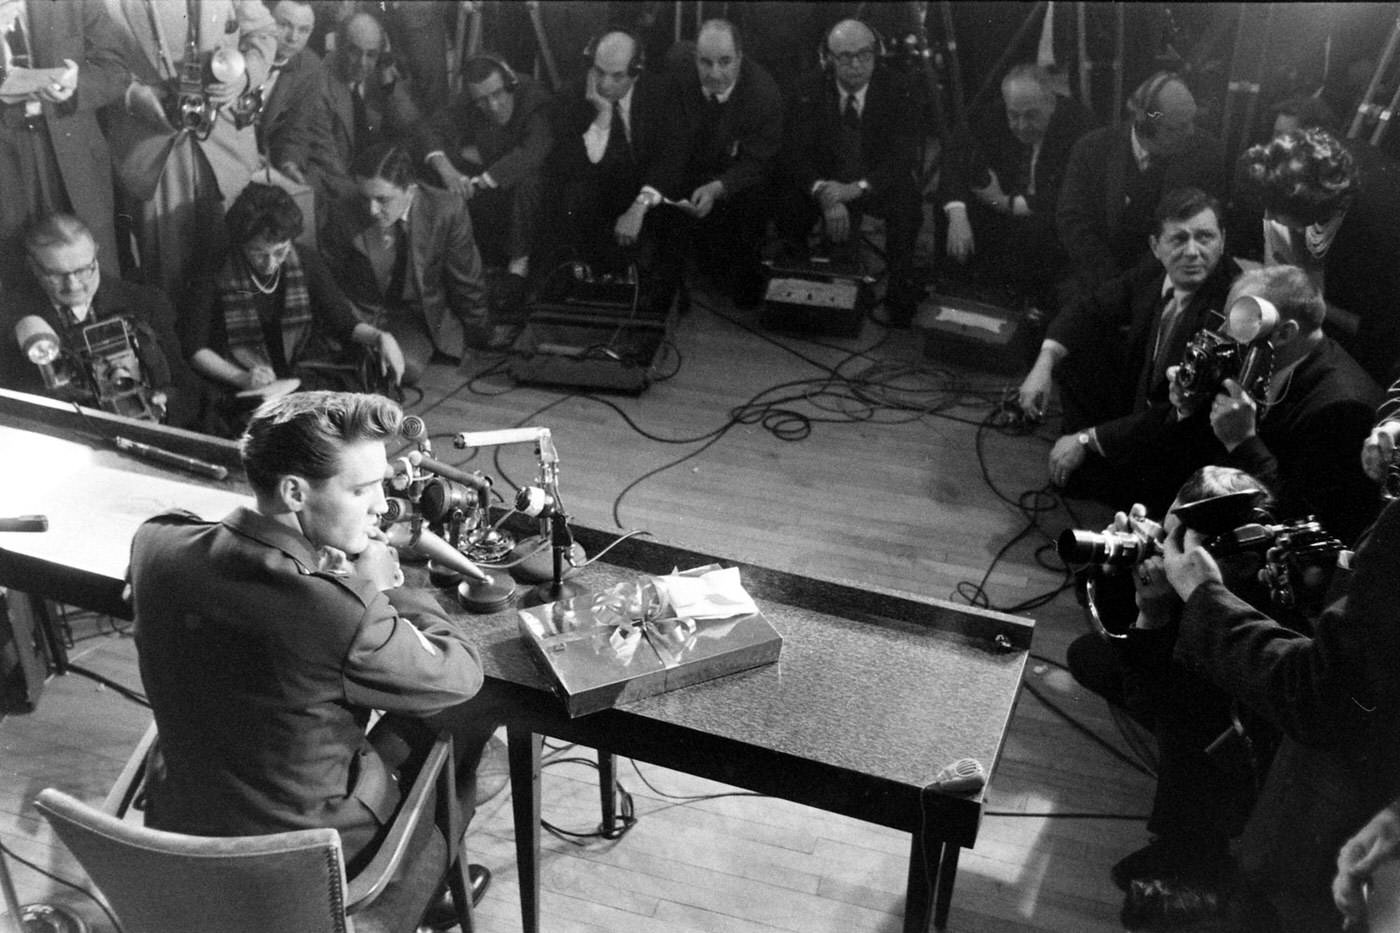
[167,46,250,140]
[1058,491,1344,615]
[1174,328,1273,409]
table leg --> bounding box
[904,833,936,933]
[507,726,542,933]
[934,844,961,930]
[904,833,960,932]
[598,751,617,836]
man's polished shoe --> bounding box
[421,864,492,930]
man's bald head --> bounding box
[590,29,640,102]
[825,19,878,94]
[339,12,384,85]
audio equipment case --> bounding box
[760,258,873,337]
[507,275,678,393]
[915,293,1040,374]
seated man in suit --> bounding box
[130,390,492,911]
[418,55,555,321]
[1057,72,1226,301]
[277,10,420,216]
[778,18,923,326]
[1019,187,1234,511]
[939,63,1096,314]
[321,143,494,375]
[550,27,672,271]
[637,18,783,310]
[257,0,324,177]
[0,213,196,428]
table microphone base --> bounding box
[519,577,590,608]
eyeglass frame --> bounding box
[29,256,99,285]
[829,48,876,67]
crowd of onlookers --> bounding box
[5,5,1400,927]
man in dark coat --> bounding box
[639,18,783,309]
[418,54,554,318]
[276,11,420,212]
[1020,187,1234,510]
[550,27,673,271]
[779,18,923,324]
[0,0,129,288]
[1057,72,1226,299]
[939,62,1096,314]
[258,0,323,175]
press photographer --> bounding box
[1159,479,1400,932]
[1170,264,1382,546]
[1064,468,1316,922]
[0,212,196,427]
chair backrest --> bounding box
[34,788,353,933]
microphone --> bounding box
[0,515,48,532]
[401,414,427,441]
[407,451,491,491]
[383,522,490,583]
[114,436,230,481]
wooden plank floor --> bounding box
[0,287,1155,932]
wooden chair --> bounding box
[34,722,475,933]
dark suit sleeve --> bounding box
[442,200,487,321]
[1224,397,1380,545]
[1046,262,1138,353]
[300,248,361,343]
[69,0,131,113]
[863,73,918,197]
[1174,497,1400,745]
[783,76,824,196]
[485,108,553,189]
[1057,130,1121,285]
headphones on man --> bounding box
[1129,70,1183,140]
[582,26,646,77]
[818,19,887,72]
[465,53,520,92]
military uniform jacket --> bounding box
[130,507,483,846]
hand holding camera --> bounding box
[1163,521,1224,601]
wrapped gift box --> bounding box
[517,566,783,717]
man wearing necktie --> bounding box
[551,27,672,276]
[1017,187,1234,511]
[1057,72,1227,305]
[0,0,129,290]
[779,18,923,325]
[275,11,419,221]
[638,19,782,310]
[257,0,324,180]
[0,212,197,427]
[937,63,1095,316]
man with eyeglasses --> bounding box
[277,11,420,216]
[417,55,554,343]
[0,212,196,427]
[780,18,923,325]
